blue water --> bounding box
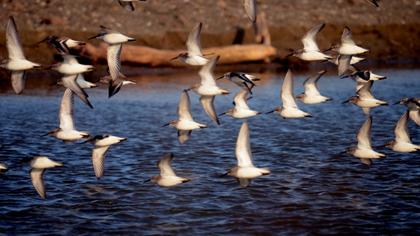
[0,69,419,235]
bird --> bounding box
[0,16,40,94]
[395,98,420,126]
[149,153,190,187]
[0,163,7,174]
[385,111,420,153]
[291,23,332,61]
[243,0,257,23]
[345,116,385,166]
[296,70,331,104]
[84,135,127,179]
[219,89,260,119]
[162,90,207,144]
[171,22,209,66]
[227,122,270,187]
[189,56,229,125]
[117,0,147,11]
[330,55,365,69]
[337,55,386,87]
[57,74,97,89]
[36,35,85,55]
[29,156,63,199]
[343,81,387,114]
[336,27,369,55]
[53,55,94,108]
[266,69,311,118]
[89,26,135,97]
[45,88,90,142]
[217,72,260,94]
[100,74,136,97]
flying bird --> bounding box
[29,156,63,199]
[36,35,85,55]
[217,72,260,94]
[220,89,260,119]
[345,116,385,166]
[149,153,190,187]
[296,70,331,104]
[227,122,270,187]
[291,23,332,61]
[85,135,127,179]
[267,69,311,118]
[343,81,387,114]
[189,56,229,125]
[45,89,90,142]
[172,22,209,66]
[396,98,420,126]
[385,111,420,153]
[336,27,369,55]
[162,90,207,144]
[0,16,40,94]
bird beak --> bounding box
[342,99,350,104]
[393,101,401,105]
[218,112,226,116]
[81,136,95,144]
[87,34,100,40]
[143,179,151,183]
[32,37,49,47]
[161,123,170,127]
[216,75,224,80]
[170,55,179,61]
[265,110,275,114]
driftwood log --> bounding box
[81,43,277,67]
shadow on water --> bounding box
[0,69,419,234]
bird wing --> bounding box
[11,71,26,94]
[356,80,374,100]
[200,95,220,125]
[178,90,193,121]
[186,22,203,56]
[6,16,25,59]
[234,89,250,109]
[243,0,257,22]
[158,153,176,177]
[341,26,355,45]
[59,88,75,131]
[338,54,353,76]
[235,122,254,168]
[30,168,46,199]
[107,44,123,82]
[304,70,326,97]
[178,130,192,144]
[302,23,324,52]
[92,146,110,179]
[357,116,372,149]
[281,69,298,109]
[198,56,218,87]
[395,111,411,143]
[61,74,93,108]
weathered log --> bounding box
[81,43,277,67]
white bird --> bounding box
[0,16,40,94]
[89,25,135,45]
[396,98,420,126]
[117,0,147,11]
[385,111,420,153]
[57,74,97,89]
[343,81,387,114]
[0,163,7,173]
[220,89,260,119]
[331,55,365,70]
[150,153,190,187]
[267,69,311,118]
[85,135,127,179]
[228,122,270,187]
[30,156,63,199]
[172,22,209,66]
[292,23,332,61]
[338,55,386,88]
[189,56,230,125]
[346,116,385,166]
[337,27,369,55]
[46,88,90,142]
[37,35,85,55]
[217,72,260,94]
[162,90,207,144]
[243,0,257,23]
[296,70,331,104]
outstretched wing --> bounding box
[302,23,324,52]
[235,122,254,168]
[59,88,75,131]
[357,116,372,149]
[187,22,203,56]
[6,16,25,59]
[281,69,298,109]
[394,111,411,143]
[178,90,193,121]
[158,153,176,177]
[30,168,46,199]
[200,95,220,125]
[303,70,326,97]
[92,146,110,179]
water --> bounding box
[0,69,419,235]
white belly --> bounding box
[157,176,187,187]
[56,130,87,141]
[339,44,368,55]
[392,142,419,153]
[353,148,384,159]
[281,108,310,118]
[196,85,224,96]
[356,99,385,108]
[5,59,38,71]
[185,56,209,66]
[301,95,329,104]
[300,51,330,61]
[57,64,92,75]
[176,119,204,130]
[232,109,258,119]
[103,33,133,44]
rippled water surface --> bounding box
[0,69,419,235]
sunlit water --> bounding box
[0,69,419,235]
